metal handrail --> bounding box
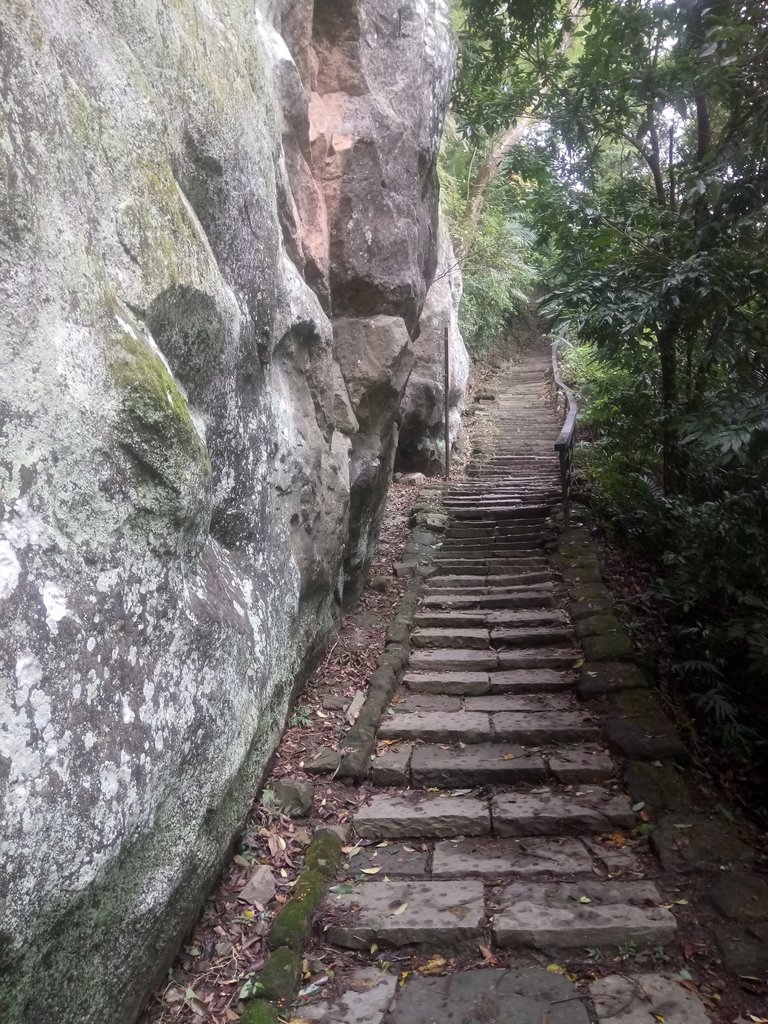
[550,339,578,526]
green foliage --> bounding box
[289,705,311,729]
[566,341,768,760]
[440,124,539,356]
[455,0,768,774]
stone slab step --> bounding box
[370,743,414,786]
[493,711,600,743]
[421,592,554,610]
[393,694,463,712]
[589,972,712,1024]
[498,649,579,670]
[379,710,491,743]
[325,880,485,949]
[392,692,575,713]
[464,693,575,712]
[381,708,599,745]
[408,649,499,672]
[385,968,591,1024]
[488,669,574,693]
[439,539,549,551]
[403,670,491,695]
[548,747,615,783]
[424,580,552,596]
[411,627,490,650]
[492,880,677,949]
[432,836,594,879]
[414,609,566,629]
[410,743,548,787]
[491,788,636,836]
[354,793,490,839]
[491,626,573,648]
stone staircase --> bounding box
[310,352,713,1023]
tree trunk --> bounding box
[462,0,583,239]
[463,114,535,237]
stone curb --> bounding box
[240,829,342,1024]
[318,505,446,781]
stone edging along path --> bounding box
[241,350,768,1024]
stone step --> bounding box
[410,743,548,787]
[432,564,551,580]
[445,525,549,538]
[432,836,595,879]
[414,609,567,629]
[403,670,492,695]
[354,793,490,838]
[378,710,492,743]
[547,746,615,783]
[497,649,579,670]
[411,627,491,650]
[428,577,552,593]
[382,967,592,1024]
[492,711,600,743]
[488,669,575,693]
[408,649,499,672]
[379,709,599,745]
[421,591,554,610]
[393,692,574,713]
[325,880,485,949]
[407,648,578,673]
[464,693,576,712]
[436,547,548,560]
[492,881,676,949]
[402,668,575,696]
[491,787,636,836]
[491,626,573,648]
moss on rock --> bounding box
[240,1000,280,1024]
[305,829,342,878]
[267,868,327,952]
[252,945,302,1003]
[109,328,210,474]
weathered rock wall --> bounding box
[0,2,454,1022]
[398,224,470,473]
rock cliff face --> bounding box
[0,2,455,1022]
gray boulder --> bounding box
[0,2,455,1023]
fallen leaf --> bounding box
[393,902,408,915]
[546,963,565,975]
[419,956,447,975]
[479,945,497,966]
[632,801,645,812]
[361,867,382,875]
[500,753,517,761]
[185,988,209,1018]
[578,895,592,904]
[399,971,409,988]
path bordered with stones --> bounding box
[303,353,751,1023]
